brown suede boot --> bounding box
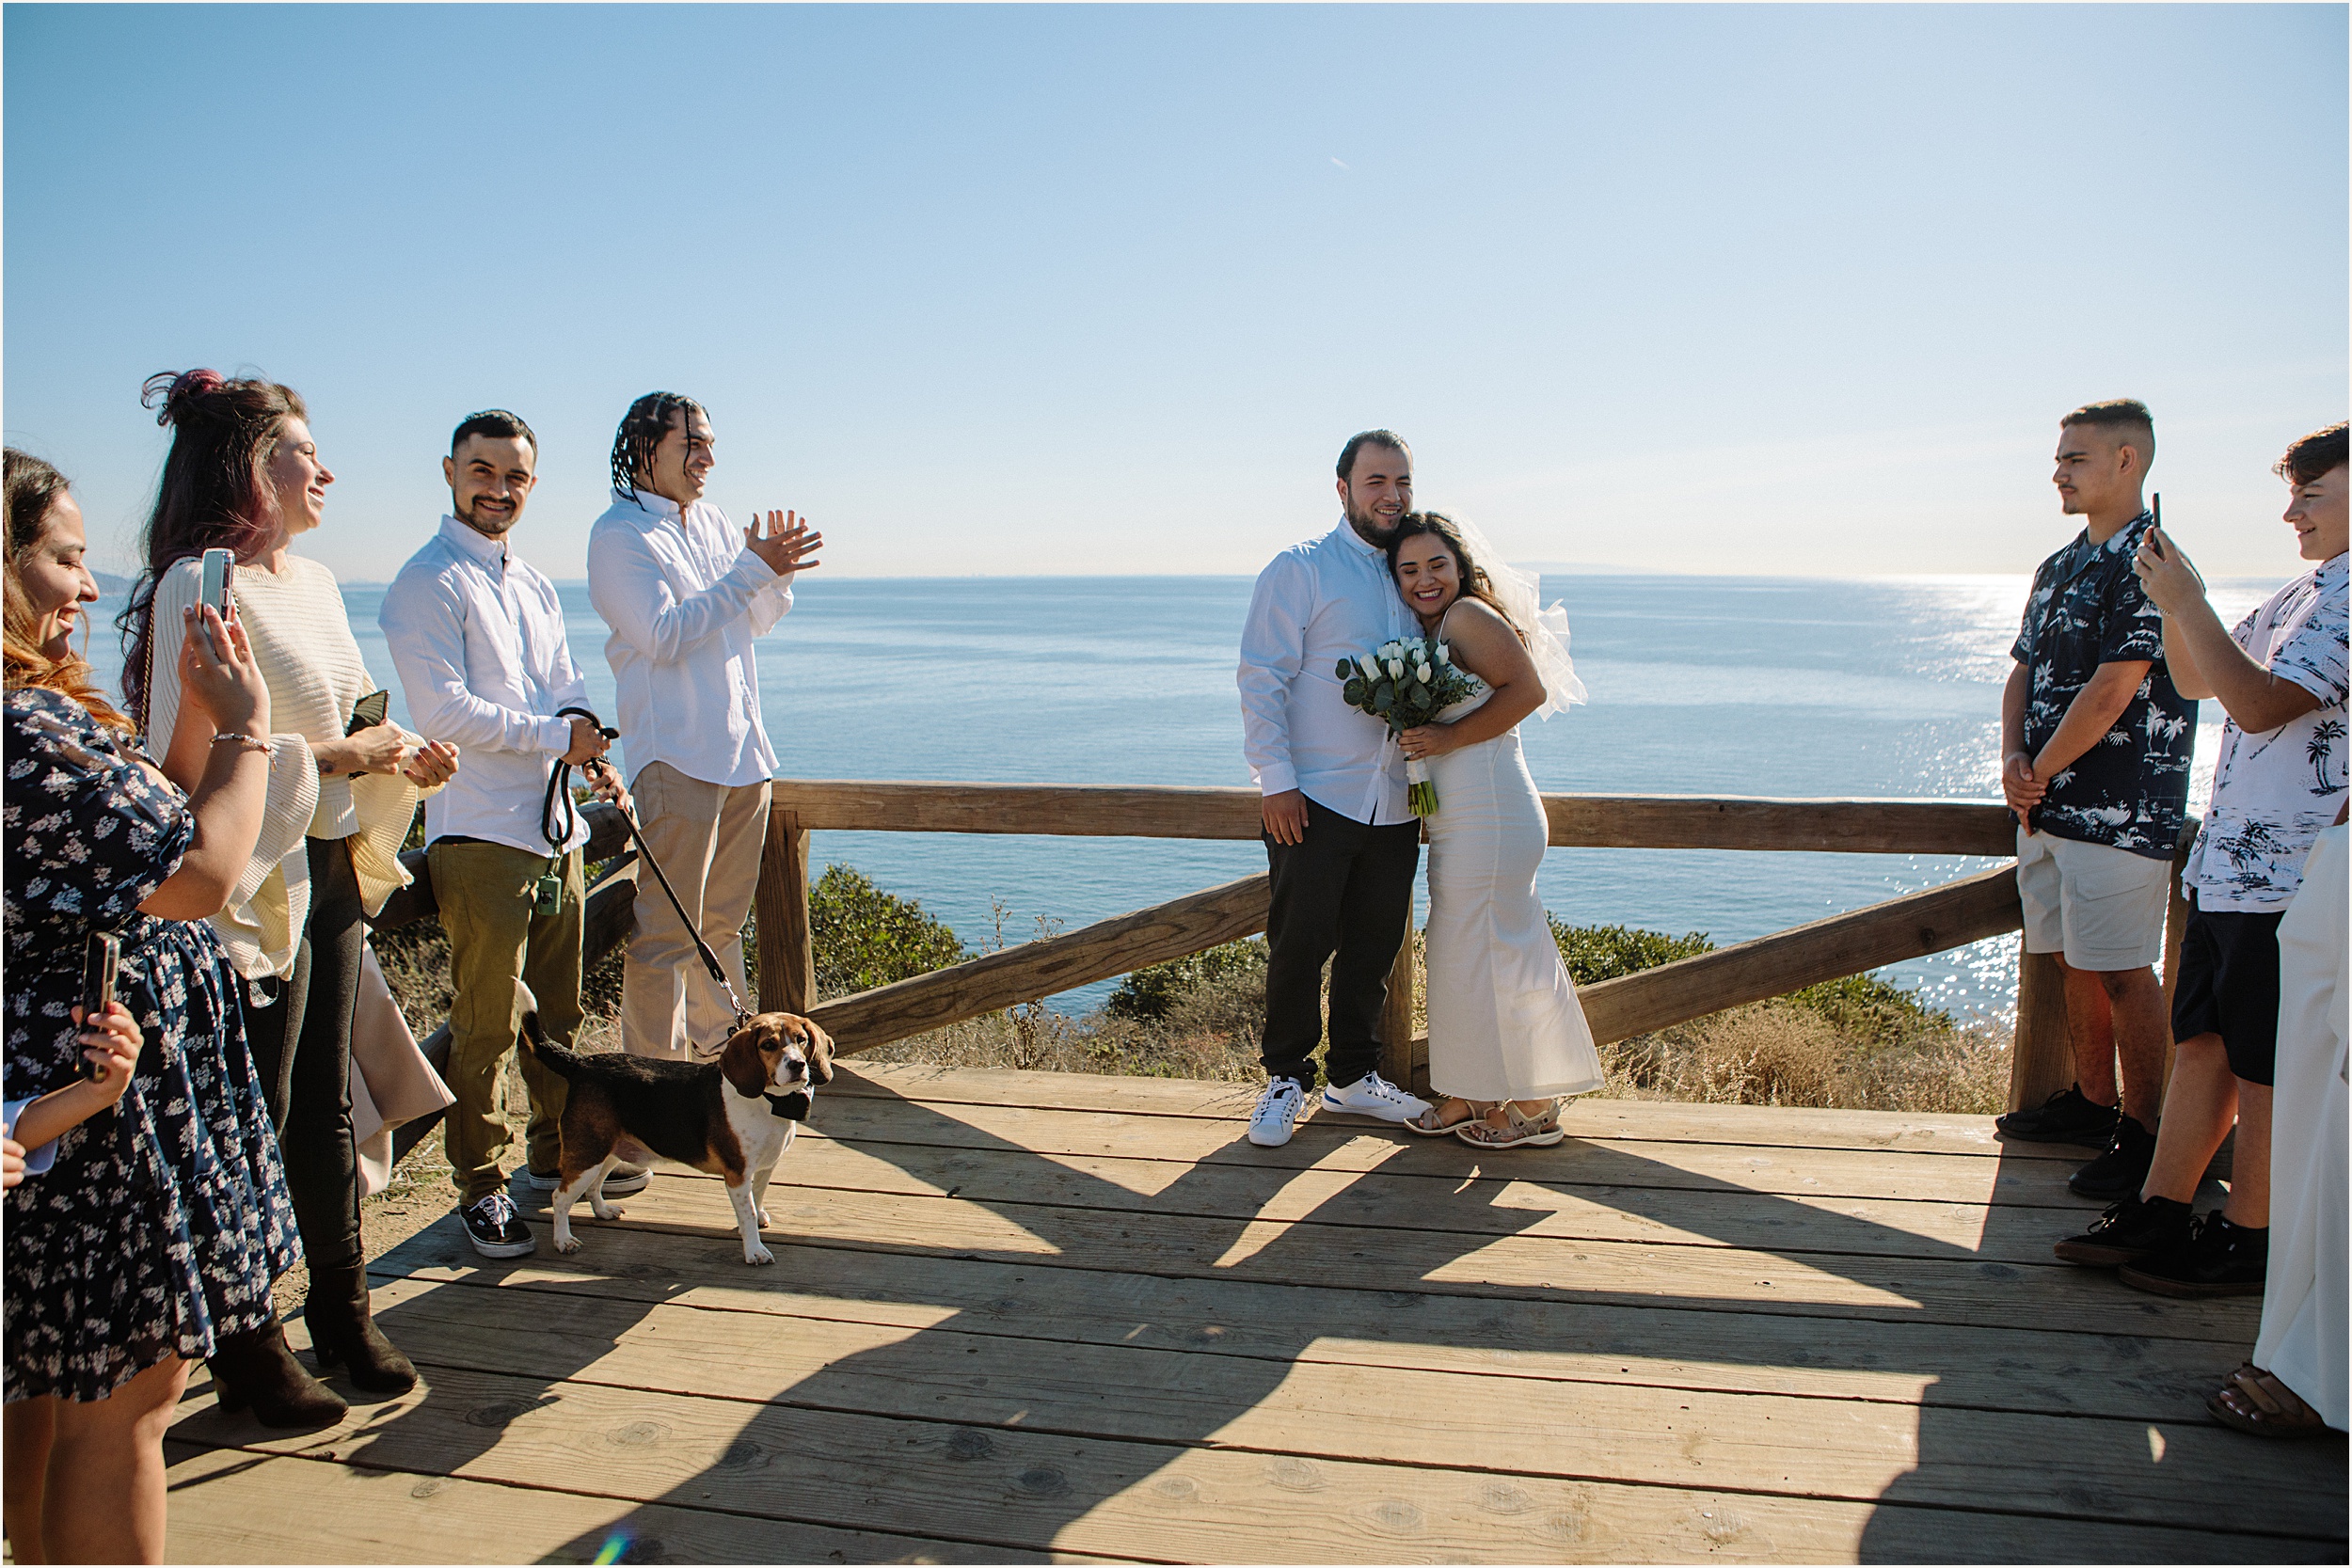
[208,1323,347,1429]
[302,1260,417,1395]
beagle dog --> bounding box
[516,1009,834,1265]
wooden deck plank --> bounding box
[831,1065,2090,1163]
[168,1367,2338,1564]
[311,1277,2348,1537]
[368,1221,2251,1422]
[162,1441,1128,1563]
[800,1096,2113,1209]
[504,1169,2262,1342]
[157,1076,2337,1564]
[665,1130,2178,1266]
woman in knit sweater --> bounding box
[123,371,457,1425]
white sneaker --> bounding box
[524,1164,648,1196]
[1247,1078,1307,1148]
[1322,1071,1432,1124]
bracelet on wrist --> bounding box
[210,733,270,755]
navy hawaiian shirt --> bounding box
[2010,511,2196,859]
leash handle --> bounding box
[550,705,753,1039]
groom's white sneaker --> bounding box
[1248,1077,1308,1148]
[1322,1071,1432,1124]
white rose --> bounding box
[1356,655,1378,681]
[1436,641,1450,663]
[1416,662,1433,683]
[1386,658,1404,679]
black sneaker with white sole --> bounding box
[462,1193,536,1259]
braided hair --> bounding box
[609,391,707,502]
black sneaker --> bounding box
[2119,1212,2268,1298]
[1995,1084,2121,1147]
[2052,1193,2194,1267]
[462,1194,536,1259]
[2067,1115,2157,1199]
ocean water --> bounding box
[91,571,2280,1022]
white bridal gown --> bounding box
[1422,674,1605,1103]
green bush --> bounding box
[1107,939,1268,1022]
[811,864,965,999]
[1548,919,1714,985]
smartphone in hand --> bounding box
[78,932,119,1082]
[199,548,236,653]
[2147,494,2165,558]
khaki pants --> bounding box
[429,840,581,1203]
[623,762,771,1060]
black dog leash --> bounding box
[547,705,754,1046]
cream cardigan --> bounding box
[145,552,430,978]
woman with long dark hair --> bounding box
[123,372,457,1420]
[1383,510,1603,1148]
[2,448,301,1561]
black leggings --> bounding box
[244,836,364,1275]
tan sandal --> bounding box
[1454,1100,1564,1149]
[2208,1361,2332,1438]
[1406,1099,1481,1136]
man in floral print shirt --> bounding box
[1995,401,2195,1204]
[2055,421,2347,1297]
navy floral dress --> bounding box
[4,687,300,1402]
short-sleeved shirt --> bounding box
[2010,512,2196,860]
[2183,554,2350,911]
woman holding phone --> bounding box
[123,372,457,1420]
[3,449,301,1562]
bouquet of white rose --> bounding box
[1336,634,1481,816]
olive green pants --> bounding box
[429,840,583,1204]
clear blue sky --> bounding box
[6,4,2344,583]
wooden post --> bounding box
[2155,818,2199,1101]
[1377,923,1419,1094]
[2008,949,2074,1114]
[755,808,816,1015]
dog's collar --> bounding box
[764,1090,812,1122]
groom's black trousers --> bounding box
[1261,797,1421,1090]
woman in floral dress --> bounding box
[1,449,302,1563]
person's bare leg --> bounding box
[4,1398,55,1565]
[41,1355,189,1565]
[2141,1033,2235,1204]
[2226,1082,2272,1228]
[2056,957,2119,1105]
[2099,965,2168,1129]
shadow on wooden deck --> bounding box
[165,1065,2346,1563]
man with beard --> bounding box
[1235,430,1435,1147]
[380,409,629,1258]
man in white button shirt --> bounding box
[1236,430,1435,1147]
[588,393,820,1069]
[380,409,632,1259]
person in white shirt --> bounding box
[380,410,632,1259]
[1235,430,1436,1147]
[587,393,820,1069]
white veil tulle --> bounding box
[1444,513,1587,719]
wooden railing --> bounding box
[373,783,2195,1127]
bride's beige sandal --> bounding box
[1406,1099,1481,1136]
[1454,1100,1564,1149]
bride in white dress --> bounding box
[1386,512,1602,1148]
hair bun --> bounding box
[141,369,225,426]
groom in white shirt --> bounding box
[588,393,820,1077]
[1236,430,1435,1147]
[380,408,632,1257]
